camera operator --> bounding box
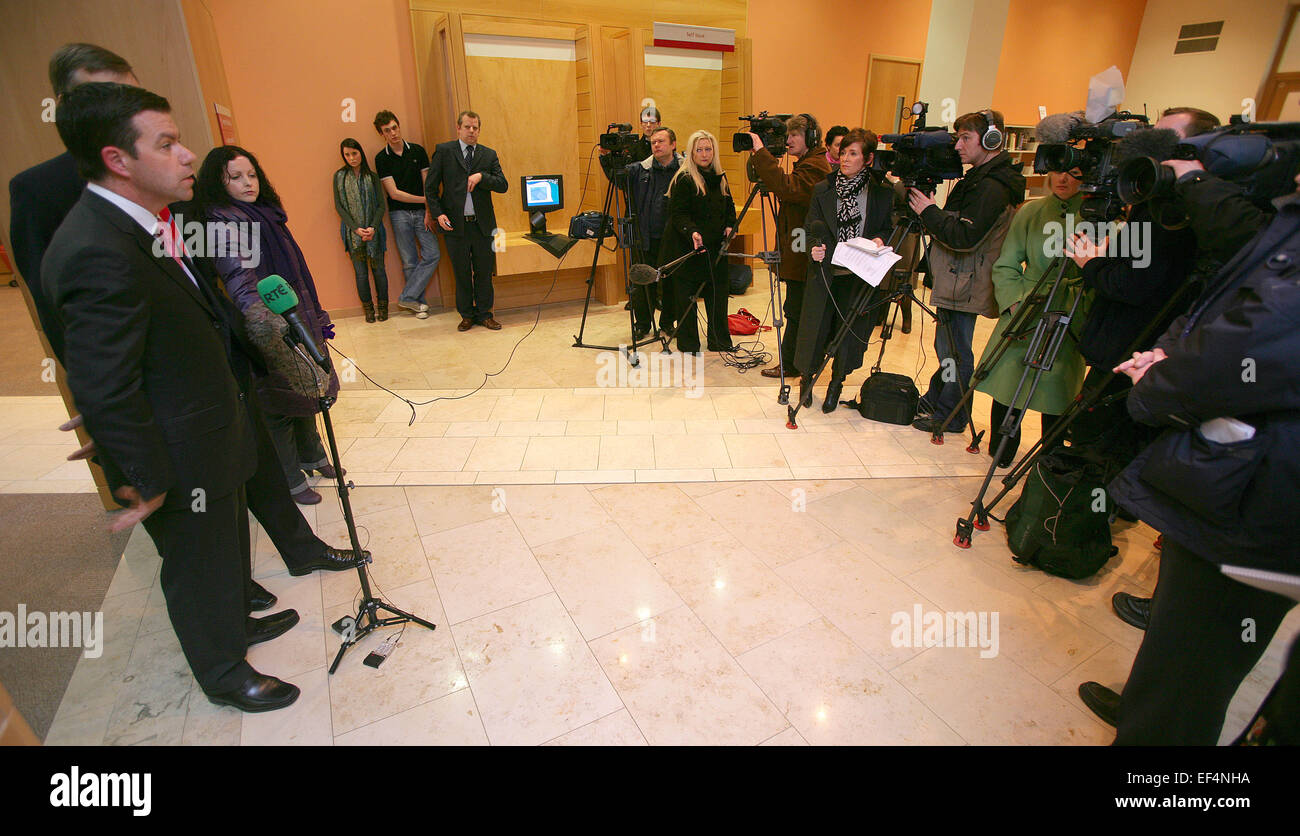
[624,126,682,339]
[797,129,895,411]
[1064,108,1219,536]
[742,114,833,378]
[1077,167,1300,745]
[907,109,1025,434]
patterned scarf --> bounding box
[340,170,381,259]
[834,168,870,242]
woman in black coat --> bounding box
[659,130,736,353]
[797,129,895,411]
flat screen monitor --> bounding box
[521,174,563,213]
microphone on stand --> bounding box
[628,246,707,285]
[257,275,332,373]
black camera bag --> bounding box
[849,372,919,425]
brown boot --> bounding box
[361,301,375,323]
[376,300,388,321]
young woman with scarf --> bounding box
[333,138,389,323]
[194,146,341,505]
[796,129,895,412]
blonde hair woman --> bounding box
[658,130,736,352]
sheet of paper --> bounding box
[1220,565,1300,602]
[830,237,903,287]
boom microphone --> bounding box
[1035,111,1085,144]
[1114,127,1181,164]
[257,275,331,373]
[629,263,659,286]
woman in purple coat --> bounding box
[194,146,341,505]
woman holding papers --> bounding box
[796,129,895,412]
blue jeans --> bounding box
[923,308,977,431]
[390,208,440,305]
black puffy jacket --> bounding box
[1108,194,1300,570]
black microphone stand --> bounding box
[280,332,437,674]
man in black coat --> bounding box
[9,44,357,612]
[425,110,508,331]
[1080,167,1300,745]
[623,127,682,338]
[43,82,300,711]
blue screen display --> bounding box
[523,177,561,210]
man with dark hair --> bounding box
[48,42,137,99]
[624,125,682,337]
[10,43,138,352]
[9,43,358,619]
[907,108,1025,434]
[426,110,508,331]
[824,125,849,167]
[745,113,833,378]
[1158,106,1220,139]
[373,110,438,320]
[44,82,300,712]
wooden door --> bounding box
[863,56,921,136]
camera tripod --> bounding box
[945,273,1202,547]
[786,209,976,439]
[572,157,660,366]
[939,252,1087,548]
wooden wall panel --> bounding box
[645,66,722,154]
[463,55,579,235]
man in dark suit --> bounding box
[9,44,357,615]
[43,82,299,711]
[425,110,508,331]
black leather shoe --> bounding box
[1111,592,1151,631]
[248,582,277,613]
[822,377,844,413]
[247,609,300,646]
[287,547,364,576]
[207,672,300,713]
[1078,681,1120,728]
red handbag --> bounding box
[727,308,769,336]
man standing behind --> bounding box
[373,110,437,320]
[44,83,298,711]
[426,110,508,331]
[624,126,682,338]
[745,114,833,378]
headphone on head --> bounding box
[799,113,821,151]
[978,109,1003,151]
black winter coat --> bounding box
[1077,203,1198,370]
[658,169,737,269]
[794,172,895,377]
[919,151,1025,250]
[624,153,680,254]
[1108,195,1300,571]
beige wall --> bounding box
[645,64,722,154]
[1124,0,1291,123]
[0,0,213,266]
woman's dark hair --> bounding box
[193,145,283,215]
[840,128,879,158]
[825,125,849,148]
[56,82,169,181]
[338,138,372,175]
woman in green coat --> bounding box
[974,168,1088,466]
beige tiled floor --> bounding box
[12,281,1298,745]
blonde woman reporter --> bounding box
[659,130,736,353]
